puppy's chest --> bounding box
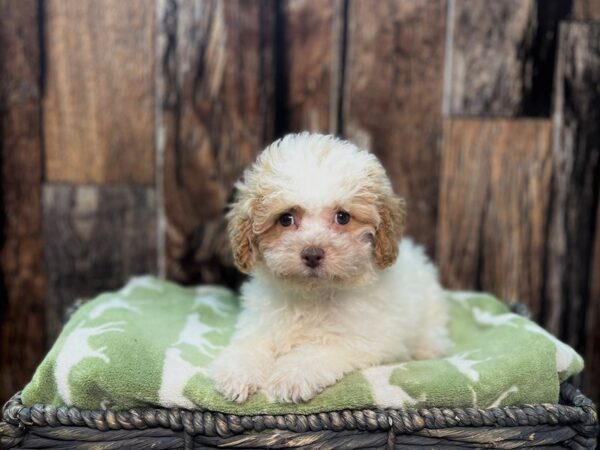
[267,300,376,350]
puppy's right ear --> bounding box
[227,198,256,273]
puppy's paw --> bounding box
[266,357,341,403]
[211,368,257,402]
[265,368,324,403]
[210,347,273,403]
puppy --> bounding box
[210,133,449,403]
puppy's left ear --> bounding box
[373,193,406,268]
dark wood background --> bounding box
[1,0,600,404]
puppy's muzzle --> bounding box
[301,247,325,268]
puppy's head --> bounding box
[228,133,405,287]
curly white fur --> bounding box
[210,133,449,403]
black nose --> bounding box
[301,247,325,268]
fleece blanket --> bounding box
[22,276,583,414]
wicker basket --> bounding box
[1,382,597,449]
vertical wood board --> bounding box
[573,0,600,20]
[0,0,45,401]
[0,1,40,107]
[343,0,447,257]
[586,202,600,402]
[284,0,338,133]
[158,0,276,285]
[43,185,157,341]
[43,0,156,184]
[447,0,570,117]
[438,119,553,319]
[545,22,600,351]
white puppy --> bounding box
[210,133,449,403]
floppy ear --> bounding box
[373,193,406,269]
[227,199,256,273]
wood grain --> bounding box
[438,119,553,319]
[343,0,447,257]
[545,22,600,352]
[0,2,40,107]
[587,204,600,402]
[0,0,46,402]
[43,0,156,184]
[43,185,157,341]
[447,0,570,117]
[158,0,276,285]
[284,0,338,133]
[573,0,600,20]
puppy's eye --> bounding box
[335,211,351,225]
[279,213,294,227]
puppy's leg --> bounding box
[414,301,451,360]
[414,325,451,360]
[210,338,275,403]
[265,344,356,403]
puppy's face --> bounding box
[228,134,405,288]
[256,204,377,285]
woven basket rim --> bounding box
[1,382,597,441]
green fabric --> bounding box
[22,276,583,414]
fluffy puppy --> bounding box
[210,133,449,403]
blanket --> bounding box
[22,276,583,414]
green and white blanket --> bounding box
[22,276,583,414]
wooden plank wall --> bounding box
[438,120,553,319]
[343,0,447,256]
[284,0,338,133]
[43,0,156,185]
[42,185,157,339]
[1,0,600,405]
[440,0,570,310]
[41,0,159,343]
[158,0,276,287]
[0,0,46,401]
[446,0,571,117]
[551,21,600,399]
[546,22,600,347]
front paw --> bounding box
[210,350,272,403]
[265,362,338,403]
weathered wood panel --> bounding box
[573,0,600,20]
[447,0,571,117]
[284,0,338,133]
[0,0,46,401]
[343,0,447,257]
[0,2,40,108]
[546,23,600,353]
[43,185,157,341]
[438,119,553,319]
[586,204,600,402]
[158,0,276,285]
[43,0,156,184]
